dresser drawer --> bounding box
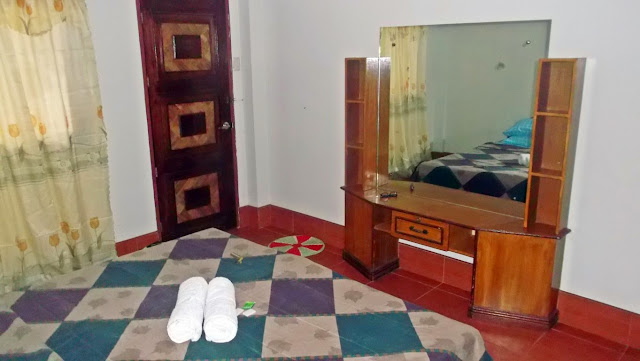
[391,211,449,250]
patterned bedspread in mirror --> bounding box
[411,143,530,202]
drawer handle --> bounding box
[409,226,429,235]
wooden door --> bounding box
[139,0,237,240]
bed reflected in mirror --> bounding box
[378,20,550,202]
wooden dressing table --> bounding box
[342,57,585,327]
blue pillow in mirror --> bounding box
[503,117,533,137]
[499,135,531,148]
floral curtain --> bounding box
[380,26,430,177]
[0,0,114,293]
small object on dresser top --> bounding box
[380,191,398,199]
[410,183,415,192]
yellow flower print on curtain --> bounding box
[89,217,105,249]
[0,0,115,293]
[2,0,77,36]
[381,26,431,177]
[8,124,20,138]
[49,234,60,247]
[15,238,28,275]
[60,221,70,234]
[15,238,27,252]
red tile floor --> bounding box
[231,226,640,361]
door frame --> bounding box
[134,0,239,239]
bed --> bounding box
[411,142,530,202]
[0,228,492,361]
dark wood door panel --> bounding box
[153,16,221,83]
[141,5,227,86]
[149,94,232,172]
[157,165,236,240]
[139,0,236,239]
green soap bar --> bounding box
[242,301,255,310]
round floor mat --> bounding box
[268,235,325,257]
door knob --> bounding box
[219,122,232,130]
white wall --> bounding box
[86,0,157,242]
[247,0,274,207]
[230,0,273,207]
[229,0,258,206]
[248,0,640,313]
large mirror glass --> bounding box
[377,21,550,203]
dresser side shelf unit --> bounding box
[525,58,586,233]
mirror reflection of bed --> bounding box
[381,21,550,203]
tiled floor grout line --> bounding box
[393,268,444,289]
[395,269,471,301]
[415,285,439,302]
[432,283,470,300]
[550,328,627,355]
[616,346,629,361]
[262,227,289,237]
[524,330,549,355]
[554,323,633,352]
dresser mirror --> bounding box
[376,20,550,204]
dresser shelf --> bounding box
[525,58,585,234]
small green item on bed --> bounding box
[242,301,255,310]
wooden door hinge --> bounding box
[154,167,158,178]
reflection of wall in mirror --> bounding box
[425,21,549,153]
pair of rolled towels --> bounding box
[167,277,238,344]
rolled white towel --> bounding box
[167,277,208,343]
[203,277,238,343]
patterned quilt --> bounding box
[0,228,492,361]
[412,143,530,202]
